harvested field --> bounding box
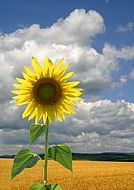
[0,159,134,190]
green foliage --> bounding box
[30,123,47,145]
[48,144,72,172]
[30,182,62,190]
[11,149,41,179]
[11,123,73,190]
[29,182,44,190]
[72,152,134,162]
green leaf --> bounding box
[30,123,47,145]
[30,182,62,190]
[29,182,45,190]
[11,149,40,179]
[45,183,62,190]
[48,143,72,172]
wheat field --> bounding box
[0,158,134,190]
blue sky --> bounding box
[0,0,134,155]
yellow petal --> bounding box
[56,63,68,80]
[66,96,82,101]
[43,106,47,124]
[13,83,22,89]
[32,57,43,78]
[63,99,78,108]
[22,71,37,82]
[59,71,74,83]
[47,106,55,123]
[64,91,82,97]
[28,105,38,121]
[15,94,32,105]
[63,81,80,88]
[35,105,43,123]
[13,82,33,89]
[24,65,35,77]
[11,89,32,95]
[58,101,74,115]
[11,90,20,95]
[16,78,33,86]
[53,58,64,74]
[54,106,63,122]
[56,107,65,121]
[55,112,62,122]
[22,101,35,118]
[43,57,53,76]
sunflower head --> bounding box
[12,57,83,124]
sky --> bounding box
[0,0,134,155]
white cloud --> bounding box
[103,43,134,60]
[0,9,105,47]
[129,69,134,80]
[0,99,134,154]
[111,75,127,88]
[0,9,134,154]
[116,22,134,32]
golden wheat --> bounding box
[0,159,134,190]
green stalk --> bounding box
[44,118,49,184]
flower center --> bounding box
[33,78,62,105]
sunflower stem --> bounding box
[44,118,49,184]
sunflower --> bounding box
[12,57,83,124]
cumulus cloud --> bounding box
[0,9,134,154]
[56,100,134,153]
[0,9,105,47]
[1,100,134,154]
[102,43,134,60]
